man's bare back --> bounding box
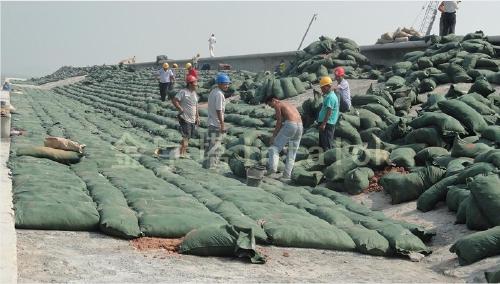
[275,101,302,123]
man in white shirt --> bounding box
[208,34,216,57]
[173,75,200,158]
[203,73,230,169]
[439,1,459,36]
[333,67,351,112]
[157,63,175,102]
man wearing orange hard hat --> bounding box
[333,67,351,112]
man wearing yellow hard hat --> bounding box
[157,62,175,102]
[317,76,340,151]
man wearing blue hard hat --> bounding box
[203,73,230,169]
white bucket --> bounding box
[1,113,11,139]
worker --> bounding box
[192,53,201,69]
[185,62,199,80]
[438,2,445,36]
[203,73,231,169]
[317,76,340,151]
[173,75,200,158]
[208,34,216,57]
[279,60,286,75]
[439,1,459,36]
[2,81,11,91]
[172,63,179,69]
[333,67,351,112]
[265,95,303,181]
[157,63,175,102]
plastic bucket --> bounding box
[1,113,11,139]
[246,165,266,187]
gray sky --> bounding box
[2,1,500,78]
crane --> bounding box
[297,14,318,51]
[414,1,440,36]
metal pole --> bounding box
[297,14,318,51]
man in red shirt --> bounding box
[185,63,199,80]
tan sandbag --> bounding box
[394,31,411,38]
[381,32,393,41]
[17,146,82,164]
[377,38,394,44]
[394,37,409,43]
[402,27,422,37]
[44,136,85,153]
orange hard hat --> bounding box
[335,67,345,77]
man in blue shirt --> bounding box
[317,76,339,151]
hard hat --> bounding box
[335,67,345,77]
[319,76,333,87]
[173,63,178,68]
[186,75,197,84]
[162,63,169,69]
[216,73,231,84]
[185,62,192,69]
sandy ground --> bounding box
[14,78,500,283]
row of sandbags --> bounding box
[376,27,423,44]
[382,31,500,93]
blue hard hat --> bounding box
[216,73,231,84]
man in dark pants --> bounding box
[317,76,340,151]
[157,62,175,102]
[439,1,459,36]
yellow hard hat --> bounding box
[173,63,178,68]
[162,63,169,69]
[185,62,192,69]
[319,76,333,87]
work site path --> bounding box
[11,75,86,90]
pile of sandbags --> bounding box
[376,27,423,44]
[382,31,500,93]
[283,36,379,81]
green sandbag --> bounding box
[466,196,491,230]
[344,167,374,195]
[357,109,384,130]
[469,76,495,96]
[291,167,323,187]
[341,113,361,129]
[307,207,354,227]
[462,54,479,71]
[417,57,433,69]
[98,205,141,239]
[226,145,261,160]
[179,225,266,264]
[446,185,470,212]
[404,127,445,147]
[451,136,492,158]
[385,76,406,89]
[263,221,356,251]
[419,78,437,92]
[139,212,226,238]
[351,95,391,108]
[292,77,306,93]
[381,172,424,204]
[389,147,416,168]
[438,99,488,134]
[415,147,449,165]
[458,95,496,115]
[361,220,432,256]
[316,65,329,77]
[342,225,391,256]
[322,147,351,166]
[229,155,256,178]
[409,112,467,136]
[481,126,500,144]
[16,146,82,164]
[485,270,500,283]
[417,175,459,212]
[335,120,362,145]
[450,226,500,266]
[447,63,472,83]
[361,149,390,168]
[469,173,500,226]
[475,149,500,168]
[280,77,298,98]
[272,78,284,99]
[455,196,468,224]
[324,154,362,182]
[14,201,99,231]
[468,69,496,80]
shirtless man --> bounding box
[265,95,303,180]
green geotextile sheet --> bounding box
[7,87,435,259]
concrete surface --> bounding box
[0,137,16,284]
